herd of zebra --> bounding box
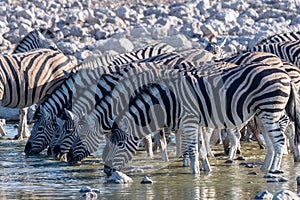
[2,28,300,177]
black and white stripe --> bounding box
[63,61,300,175]
[24,43,188,156]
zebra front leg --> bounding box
[198,127,211,172]
[156,129,169,162]
[181,122,201,174]
[15,108,30,140]
[143,134,153,158]
[225,128,240,163]
[0,119,7,136]
[203,127,214,157]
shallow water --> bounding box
[1,124,300,200]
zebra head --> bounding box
[67,115,103,164]
[51,109,80,162]
[14,28,60,54]
[102,127,139,176]
[24,105,58,155]
[204,34,228,59]
[48,116,65,158]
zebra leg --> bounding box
[175,129,182,158]
[286,122,300,162]
[180,121,200,174]
[210,129,221,146]
[247,118,266,149]
[203,127,214,157]
[0,118,6,136]
[198,127,211,172]
[15,108,30,140]
[143,134,153,158]
[157,129,169,162]
[225,128,240,163]
[177,129,190,167]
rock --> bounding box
[96,37,134,54]
[79,186,92,193]
[106,171,133,184]
[82,191,97,199]
[141,176,153,184]
[272,190,299,200]
[254,190,273,199]
[162,34,192,50]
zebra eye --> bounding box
[117,141,125,147]
[37,127,44,132]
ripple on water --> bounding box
[1,124,300,199]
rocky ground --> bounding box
[0,0,300,119]
[1,0,300,64]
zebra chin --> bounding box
[24,142,44,155]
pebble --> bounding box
[106,171,133,184]
[141,176,153,184]
[253,190,273,199]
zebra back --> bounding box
[256,31,300,45]
[246,40,300,67]
[0,49,74,108]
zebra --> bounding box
[54,48,233,164]
[10,28,63,140]
[48,50,224,161]
[65,51,288,165]
[0,47,74,140]
[98,62,300,175]
[218,53,300,162]
[24,42,187,156]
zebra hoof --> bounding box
[269,170,284,174]
[225,159,233,164]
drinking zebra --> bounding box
[65,51,289,165]
[100,62,300,175]
[47,48,229,162]
[24,42,183,155]
[0,28,62,140]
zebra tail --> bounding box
[285,82,300,144]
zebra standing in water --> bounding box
[99,62,300,175]
[54,44,232,164]
[24,42,184,156]
[46,47,228,162]
[9,28,60,140]
[67,52,299,166]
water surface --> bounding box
[1,124,299,199]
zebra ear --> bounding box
[209,34,217,44]
[219,36,228,47]
[63,108,76,121]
